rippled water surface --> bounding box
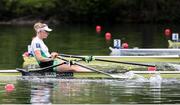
[0,78,180,104]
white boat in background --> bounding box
[111,39,180,56]
[109,47,180,56]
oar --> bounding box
[57,56,128,79]
[59,54,156,67]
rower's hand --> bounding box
[51,52,59,59]
[82,56,95,63]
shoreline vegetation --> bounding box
[0,0,180,25]
[0,17,60,25]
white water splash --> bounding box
[124,71,148,82]
[124,71,135,79]
[149,73,162,86]
[167,63,180,71]
[123,71,163,83]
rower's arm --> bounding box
[34,50,53,62]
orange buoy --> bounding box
[5,84,15,92]
[164,28,172,37]
[105,32,112,40]
[122,43,129,49]
[96,25,101,33]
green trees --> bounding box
[2,0,56,19]
[0,0,180,24]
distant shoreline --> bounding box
[0,18,60,25]
[0,17,178,26]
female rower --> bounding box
[31,22,91,72]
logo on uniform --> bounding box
[36,43,41,48]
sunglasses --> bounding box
[45,30,49,33]
[40,30,49,33]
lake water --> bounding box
[1,78,180,104]
[0,24,180,104]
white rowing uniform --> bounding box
[31,36,55,70]
[31,36,51,59]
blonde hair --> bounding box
[34,22,46,31]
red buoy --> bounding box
[5,84,15,92]
[122,43,129,49]
[105,32,112,40]
[148,66,157,71]
[96,25,101,33]
[164,28,172,37]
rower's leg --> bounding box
[53,59,92,72]
[56,64,92,72]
